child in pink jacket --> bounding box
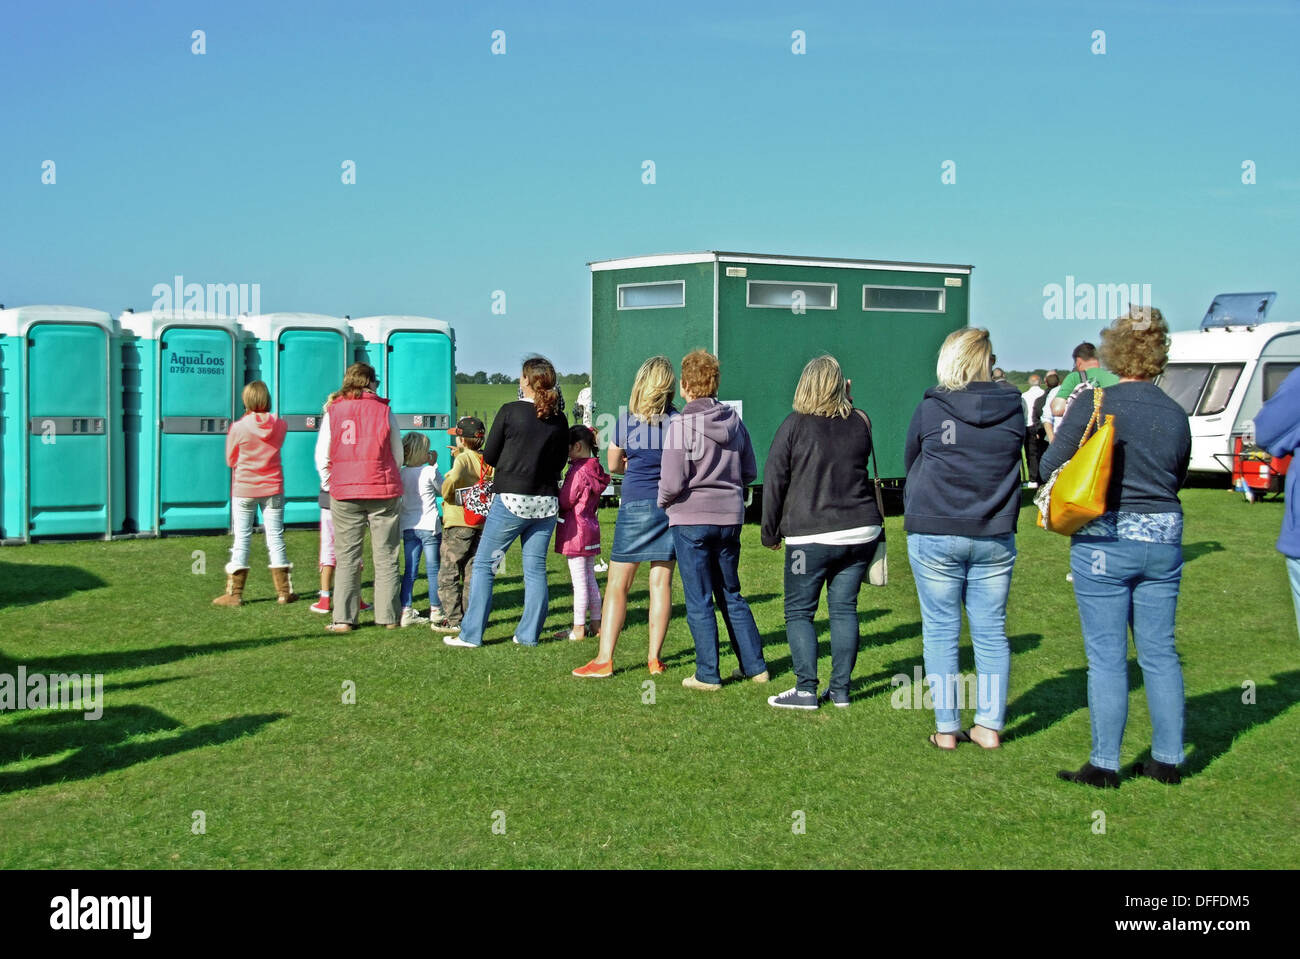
[553,425,610,640]
[214,381,295,607]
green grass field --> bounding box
[1,488,1297,869]
[454,384,523,434]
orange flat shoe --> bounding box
[572,659,613,678]
[647,659,667,675]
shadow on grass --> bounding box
[0,707,286,793]
[1141,669,1300,778]
[1183,541,1226,563]
[0,633,319,677]
[0,560,107,611]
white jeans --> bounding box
[228,493,288,572]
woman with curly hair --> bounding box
[1041,308,1192,788]
[444,355,569,648]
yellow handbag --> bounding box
[1035,388,1114,535]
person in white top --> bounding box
[398,432,445,626]
[1021,373,1046,486]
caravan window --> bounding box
[1197,364,1243,415]
[746,281,836,310]
[1264,363,1300,401]
[1157,363,1243,415]
[1157,364,1211,414]
[618,281,685,310]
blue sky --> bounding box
[2,0,1297,374]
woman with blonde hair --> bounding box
[761,355,884,709]
[213,380,294,606]
[1042,308,1191,788]
[573,355,681,677]
[904,328,1025,748]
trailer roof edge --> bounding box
[589,252,973,274]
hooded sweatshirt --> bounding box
[903,382,1025,536]
[226,411,288,498]
[658,397,757,526]
[554,455,612,556]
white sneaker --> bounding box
[400,607,428,627]
[443,636,479,648]
[594,559,608,572]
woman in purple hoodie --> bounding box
[658,350,767,691]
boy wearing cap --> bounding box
[431,417,488,632]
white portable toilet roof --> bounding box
[0,305,116,337]
[116,310,244,339]
[350,315,453,343]
[239,312,354,341]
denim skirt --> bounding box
[611,497,676,563]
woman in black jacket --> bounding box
[444,356,569,648]
[761,355,884,710]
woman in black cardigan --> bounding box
[761,355,884,710]
[444,356,569,648]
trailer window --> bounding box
[1264,363,1300,401]
[1157,364,1211,414]
[746,281,836,310]
[618,281,685,310]
[863,285,945,313]
[1196,364,1243,415]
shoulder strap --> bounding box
[854,410,886,517]
[1076,387,1105,451]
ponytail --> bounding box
[522,355,561,420]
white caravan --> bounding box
[1156,292,1300,473]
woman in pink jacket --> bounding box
[553,425,611,640]
[213,381,297,607]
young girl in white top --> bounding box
[399,432,445,627]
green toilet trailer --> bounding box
[589,252,972,488]
[0,305,126,543]
[118,310,248,535]
[349,316,458,475]
[242,313,357,525]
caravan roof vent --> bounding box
[1201,292,1276,329]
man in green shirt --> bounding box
[1050,341,1120,419]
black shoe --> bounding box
[1057,761,1120,788]
[1133,760,1182,784]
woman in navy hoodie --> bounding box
[904,328,1025,750]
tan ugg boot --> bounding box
[270,566,299,604]
[213,568,249,607]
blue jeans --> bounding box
[1070,536,1184,770]
[401,528,441,609]
[671,524,766,684]
[907,533,1016,734]
[784,540,878,695]
[457,498,557,647]
[1288,556,1300,640]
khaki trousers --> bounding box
[330,495,402,626]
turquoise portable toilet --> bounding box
[241,312,357,525]
[118,310,247,535]
[0,305,125,542]
[349,316,457,473]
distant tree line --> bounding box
[455,371,589,386]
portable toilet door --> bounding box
[240,313,356,525]
[0,306,124,542]
[118,310,244,534]
[349,316,457,474]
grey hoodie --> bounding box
[658,397,757,526]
